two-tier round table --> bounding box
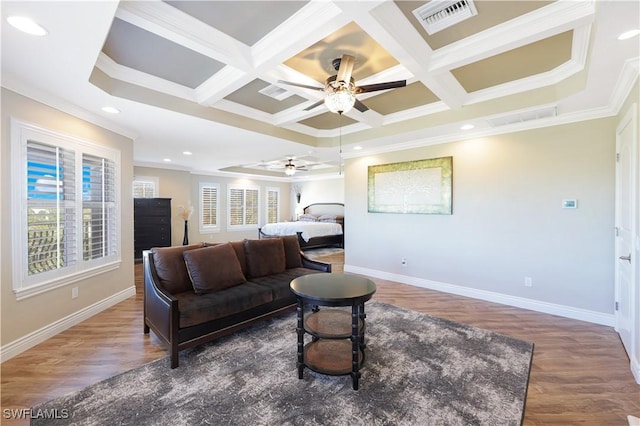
[290,273,376,390]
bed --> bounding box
[258,202,344,249]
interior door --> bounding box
[615,104,637,359]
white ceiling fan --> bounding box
[284,158,309,176]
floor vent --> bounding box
[486,105,558,127]
[413,0,478,35]
[259,84,293,101]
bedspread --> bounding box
[261,221,343,242]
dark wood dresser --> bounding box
[134,198,171,260]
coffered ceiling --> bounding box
[2,1,639,179]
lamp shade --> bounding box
[325,87,355,114]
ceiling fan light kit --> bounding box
[284,159,297,176]
[285,164,296,176]
[325,85,355,114]
[279,53,406,115]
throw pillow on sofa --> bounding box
[152,243,204,294]
[281,235,303,269]
[183,243,247,295]
[243,238,286,278]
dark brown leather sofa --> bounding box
[143,236,331,368]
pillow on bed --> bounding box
[298,213,318,222]
[318,214,338,222]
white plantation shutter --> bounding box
[246,188,259,225]
[26,141,77,274]
[132,175,158,198]
[266,188,280,224]
[82,154,116,261]
[229,188,244,226]
[200,183,219,231]
[132,181,156,198]
[228,185,260,229]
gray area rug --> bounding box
[32,301,533,426]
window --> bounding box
[266,187,280,224]
[132,176,158,198]
[227,185,259,230]
[199,182,220,233]
[11,119,120,299]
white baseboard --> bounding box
[344,265,615,327]
[0,286,136,363]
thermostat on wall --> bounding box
[562,199,577,209]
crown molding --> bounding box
[1,75,139,141]
[95,54,195,101]
[609,57,640,115]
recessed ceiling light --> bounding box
[460,124,475,130]
[7,16,48,36]
[101,106,120,114]
[182,151,192,155]
[353,146,363,150]
[618,29,640,40]
[163,158,171,162]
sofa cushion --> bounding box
[152,243,203,294]
[281,235,302,269]
[175,282,273,328]
[243,238,286,278]
[183,243,246,295]
[249,268,323,301]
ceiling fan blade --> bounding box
[353,99,369,113]
[277,80,324,91]
[355,80,406,94]
[336,54,355,84]
[304,99,325,111]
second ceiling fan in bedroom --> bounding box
[279,54,406,114]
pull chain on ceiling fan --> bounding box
[279,54,406,114]
[338,112,343,176]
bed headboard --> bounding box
[303,203,344,218]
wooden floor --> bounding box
[2,251,639,425]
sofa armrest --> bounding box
[300,252,332,272]
[143,250,179,344]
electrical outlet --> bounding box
[401,258,407,267]
[72,287,79,299]
[524,277,532,287]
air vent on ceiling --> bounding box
[486,105,557,127]
[413,0,478,35]
[259,84,294,101]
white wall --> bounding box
[344,118,616,322]
[290,176,344,218]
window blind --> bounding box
[82,154,116,261]
[228,187,259,227]
[26,141,77,275]
[267,189,279,223]
[201,185,218,227]
[132,180,156,198]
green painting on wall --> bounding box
[368,156,453,214]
